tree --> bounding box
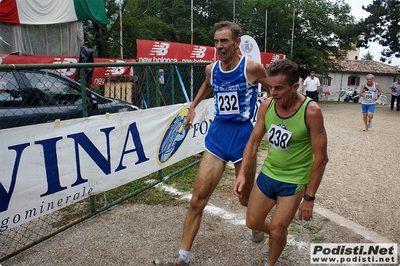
[361,50,374,60]
[234,0,360,74]
[358,0,400,64]
[293,0,360,74]
[82,0,120,58]
[81,0,360,74]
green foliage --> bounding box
[358,0,400,64]
[303,223,323,234]
[81,0,360,73]
[294,0,359,74]
[91,86,104,95]
[361,50,374,61]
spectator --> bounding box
[297,76,304,94]
[302,71,320,102]
[390,77,400,111]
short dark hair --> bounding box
[266,59,299,86]
[214,21,242,40]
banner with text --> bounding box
[136,39,216,63]
[0,99,214,232]
[136,39,285,67]
[0,54,136,86]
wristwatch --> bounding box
[303,194,315,201]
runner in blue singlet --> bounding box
[154,21,270,266]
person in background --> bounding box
[390,77,400,111]
[153,20,269,266]
[302,71,320,102]
[297,76,304,94]
[234,59,328,266]
[360,74,382,131]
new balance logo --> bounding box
[271,54,281,63]
[150,42,170,56]
[191,46,207,59]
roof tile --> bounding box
[334,60,400,74]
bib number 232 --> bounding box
[218,92,239,115]
[267,124,292,150]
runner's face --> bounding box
[366,77,374,85]
[267,74,297,106]
[214,28,239,62]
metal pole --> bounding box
[119,3,123,59]
[190,0,194,101]
[190,0,193,45]
[233,0,235,22]
[265,9,268,52]
[290,0,296,61]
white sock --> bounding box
[179,249,190,263]
[264,263,276,266]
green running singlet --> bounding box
[262,97,313,185]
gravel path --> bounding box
[317,103,399,244]
[2,102,399,266]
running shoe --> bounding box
[153,257,190,266]
[252,229,265,243]
[368,120,372,128]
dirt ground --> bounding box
[2,102,400,266]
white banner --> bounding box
[0,99,214,232]
[239,35,261,64]
[239,35,262,92]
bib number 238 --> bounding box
[267,124,292,150]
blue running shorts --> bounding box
[205,119,253,163]
[256,172,304,200]
[361,104,376,113]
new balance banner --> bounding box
[136,39,216,63]
[136,39,285,67]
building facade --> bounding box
[319,60,400,103]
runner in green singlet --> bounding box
[234,59,329,266]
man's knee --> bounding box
[246,215,260,230]
[189,192,210,212]
[269,224,288,239]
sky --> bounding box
[345,0,400,66]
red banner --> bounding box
[260,52,286,68]
[0,54,135,86]
[136,39,285,67]
[1,41,285,87]
[136,39,216,63]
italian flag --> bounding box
[0,0,109,25]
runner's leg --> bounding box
[180,151,226,251]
